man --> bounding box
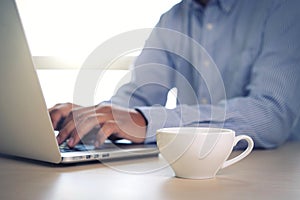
[49,0,300,149]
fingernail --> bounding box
[56,136,61,144]
[94,141,100,148]
[68,138,74,147]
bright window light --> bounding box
[16,0,181,59]
[15,1,181,107]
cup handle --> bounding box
[221,135,254,169]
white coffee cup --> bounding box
[156,127,254,179]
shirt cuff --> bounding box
[135,105,181,143]
[135,104,228,144]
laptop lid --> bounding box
[0,0,158,164]
[0,0,62,163]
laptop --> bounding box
[0,0,158,164]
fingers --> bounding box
[54,104,147,148]
[67,113,111,147]
[60,105,94,129]
[56,119,76,145]
[95,121,118,147]
[59,107,114,147]
[49,110,64,130]
[48,103,75,130]
[55,105,97,144]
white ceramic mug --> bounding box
[156,127,254,179]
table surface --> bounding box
[0,141,299,200]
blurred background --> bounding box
[16,0,180,107]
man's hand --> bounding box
[48,103,79,130]
[48,103,147,148]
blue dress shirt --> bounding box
[110,0,300,149]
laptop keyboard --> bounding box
[59,141,119,153]
[58,139,151,153]
[59,142,96,153]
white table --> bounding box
[0,142,299,200]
